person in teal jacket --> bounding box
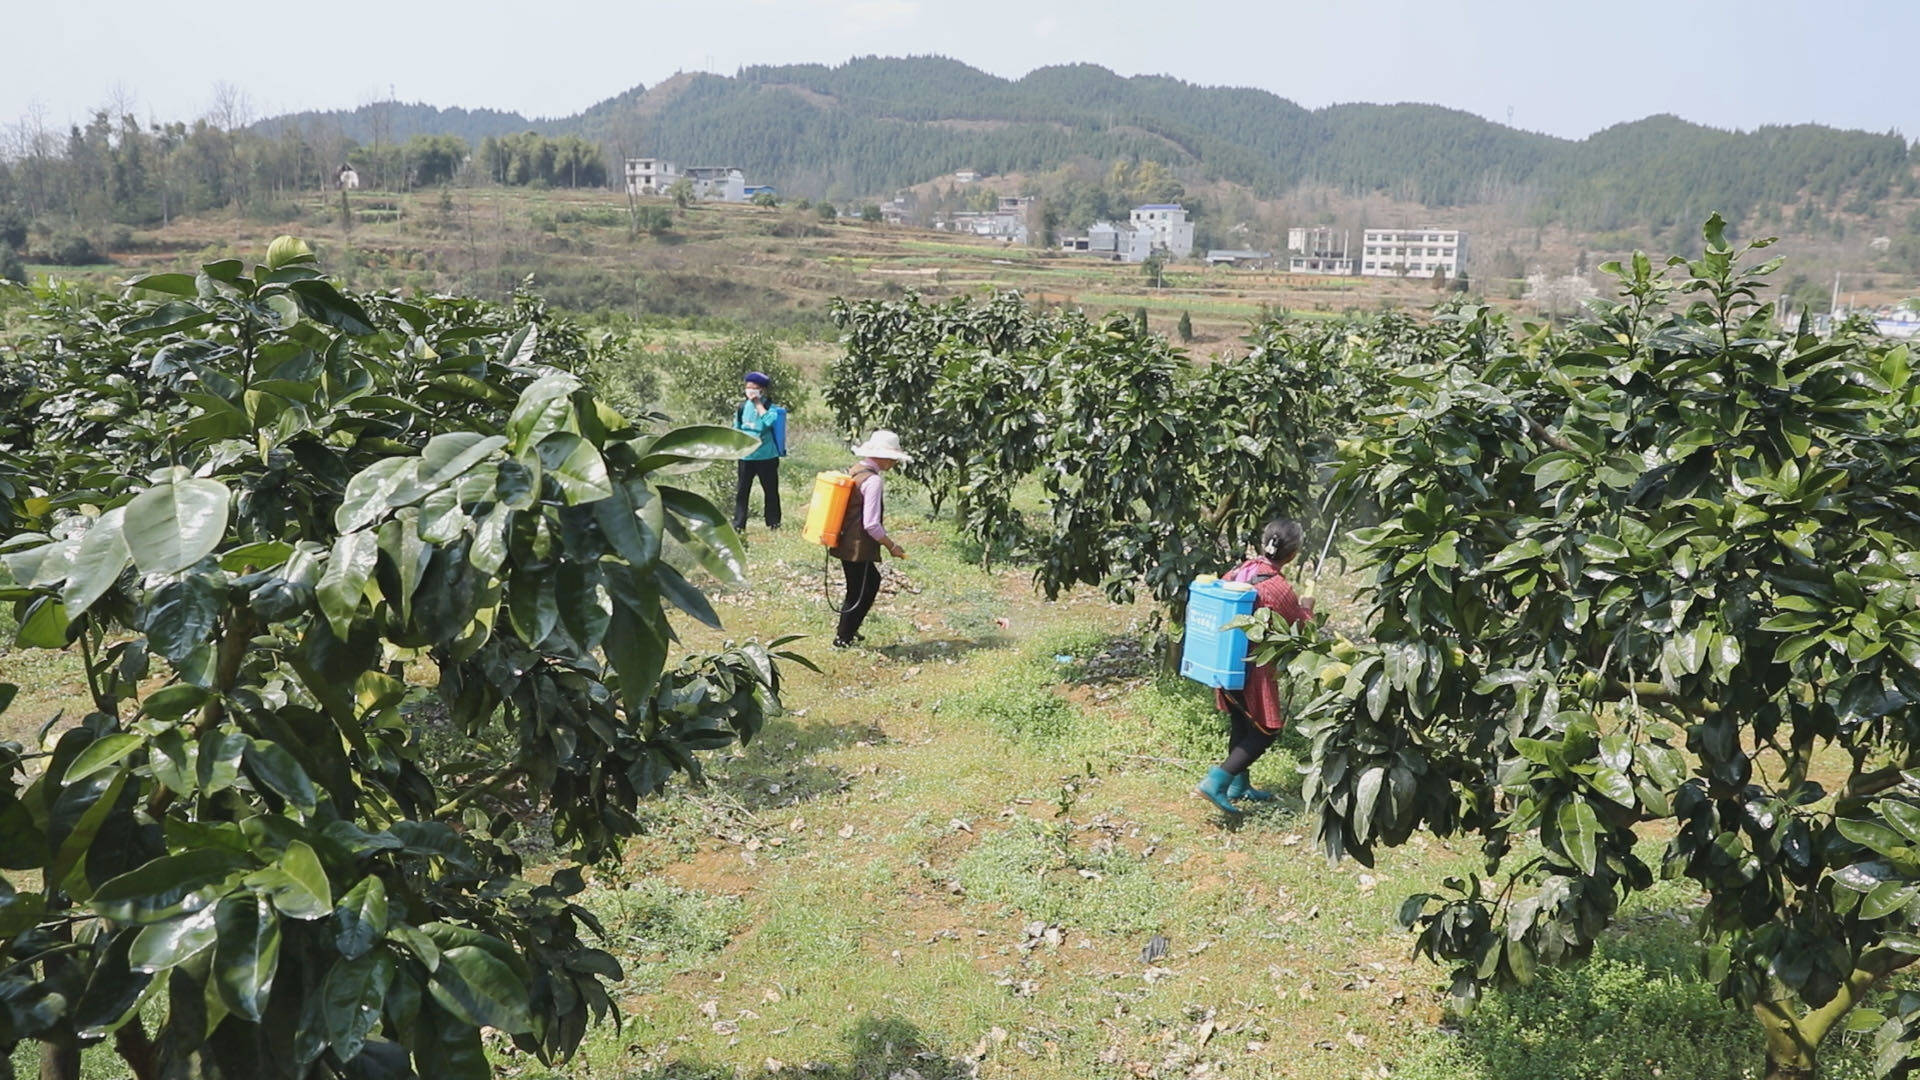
[731,371,786,531]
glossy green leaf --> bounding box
[1557,797,1601,876]
[93,848,249,924]
[535,432,613,504]
[318,530,378,639]
[14,595,69,648]
[319,952,392,1063]
[213,893,282,1021]
[63,733,141,784]
[247,840,332,920]
[128,903,220,972]
[334,875,391,959]
[421,432,506,485]
[123,479,231,574]
[244,739,319,815]
[428,944,534,1033]
[62,506,130,617]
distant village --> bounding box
[602,159,1470,280]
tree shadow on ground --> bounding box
[622,1014,974,1079]
[718,717,887,812]
[874,634,1006,664]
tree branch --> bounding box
[1521,413,1576,454]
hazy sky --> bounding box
[7,0,1916,141]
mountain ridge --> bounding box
[253,56,1915,236]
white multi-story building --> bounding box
[1287,226,1354,275]
[624,158,678,195]
[684,166,746,203]
[1130,204,1195,258]
[624,159,748,202]
[1360,227,1469,278]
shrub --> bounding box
[656,332,810,425]
[815,202,837,221]
[44,231,100,266]
[0,207,25,249]
[1398,925,1881,1080]
[0,243,23,285]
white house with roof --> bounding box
[624,159,749,202]
[1130,204,1194,258]
[1361,227,1468,278]
[1060,220,1154,262]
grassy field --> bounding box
[21,187,1509,355]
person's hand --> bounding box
[888,540,908,559]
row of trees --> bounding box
[825,220,1920,1079]
[0,109,608,246]
[0,240,800,1078]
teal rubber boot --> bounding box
[1195,767,1241,814]
[1227,772,1277,803]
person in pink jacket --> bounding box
[1195,518,1314,813]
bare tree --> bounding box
[208,81,253,131]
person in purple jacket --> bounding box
[829,429,912,648]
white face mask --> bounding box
[744,387,762,400]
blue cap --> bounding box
[744,371,772,387]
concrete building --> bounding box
[1130,204,1194,258]
[624,158,677,195]
[1287,226,1354,274]
[685,166,746,203]
[941,196,1033,243]
[1361,227,1468,278]
[624,159,749,202]
[1206,249,1274,267]
[1060,221,1154,262]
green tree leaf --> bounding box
[213,893,282,1022]
[334,875,390,959]
[62,507,130,618]
[93,848,249,925]
[428,945,534,1034]
[535,432,614,504]
[124,479,231,575]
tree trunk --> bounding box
[38,1033,79,1080]
[1757,1002,1817,1080]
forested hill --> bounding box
[260,56,1913,233]
[255,101,536,145]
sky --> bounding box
[6,0,1916,142]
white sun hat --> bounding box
[852,429,914,462]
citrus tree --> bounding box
[826,292,1360,627]
[1256,217,1920,1079]
[0,239,804,1079]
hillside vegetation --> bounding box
[255,57,1915,241]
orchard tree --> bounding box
[1257,217,1920,1079]
[0,238,804,1079]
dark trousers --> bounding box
[836,559,883,643]
[1220,692,1276,775]
[732,458,781,530]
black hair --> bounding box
[1256,518,1305,565]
